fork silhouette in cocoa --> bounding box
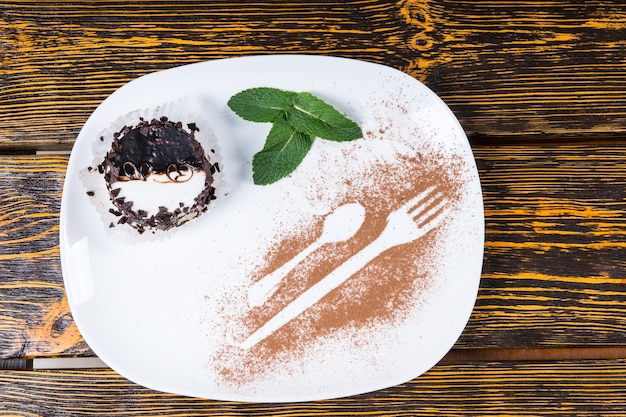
[240,185,449,349]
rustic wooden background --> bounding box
[1,1,626,415]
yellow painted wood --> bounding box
[1,146,626,356]
[1,360,626,415]
[1,1,625,149]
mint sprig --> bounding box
[228,87,362,185]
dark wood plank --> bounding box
[418,0,626,139]
[1,1,625,149]
[1,360,626,415]
[1,147,626,356]
[0,155,91,358]
[0,1,414,149]
[466,145,626,348]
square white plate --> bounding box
[60,55,483,402]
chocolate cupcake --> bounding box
[99,116,218,233]
[82,100,224,238]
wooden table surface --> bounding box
[2,1,626,415]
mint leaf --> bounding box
[228,87,362,185]
[227,87,296,122]
[287,92,362,141]
[252,117,314,185]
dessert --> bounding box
[97,116,218,234]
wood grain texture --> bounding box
[2,147,626,357]
[410,0,626,138]
[1,360,626,415]
[0,0,414,149]
[0,156,90,358]
[1,1,625,149]
[466,145,626,348]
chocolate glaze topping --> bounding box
[108,117,205,182]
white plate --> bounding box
[60,55,483,402]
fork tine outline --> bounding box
[409,191,448,229]
[399,185,437,214]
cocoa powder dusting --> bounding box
[212,141,470,389]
